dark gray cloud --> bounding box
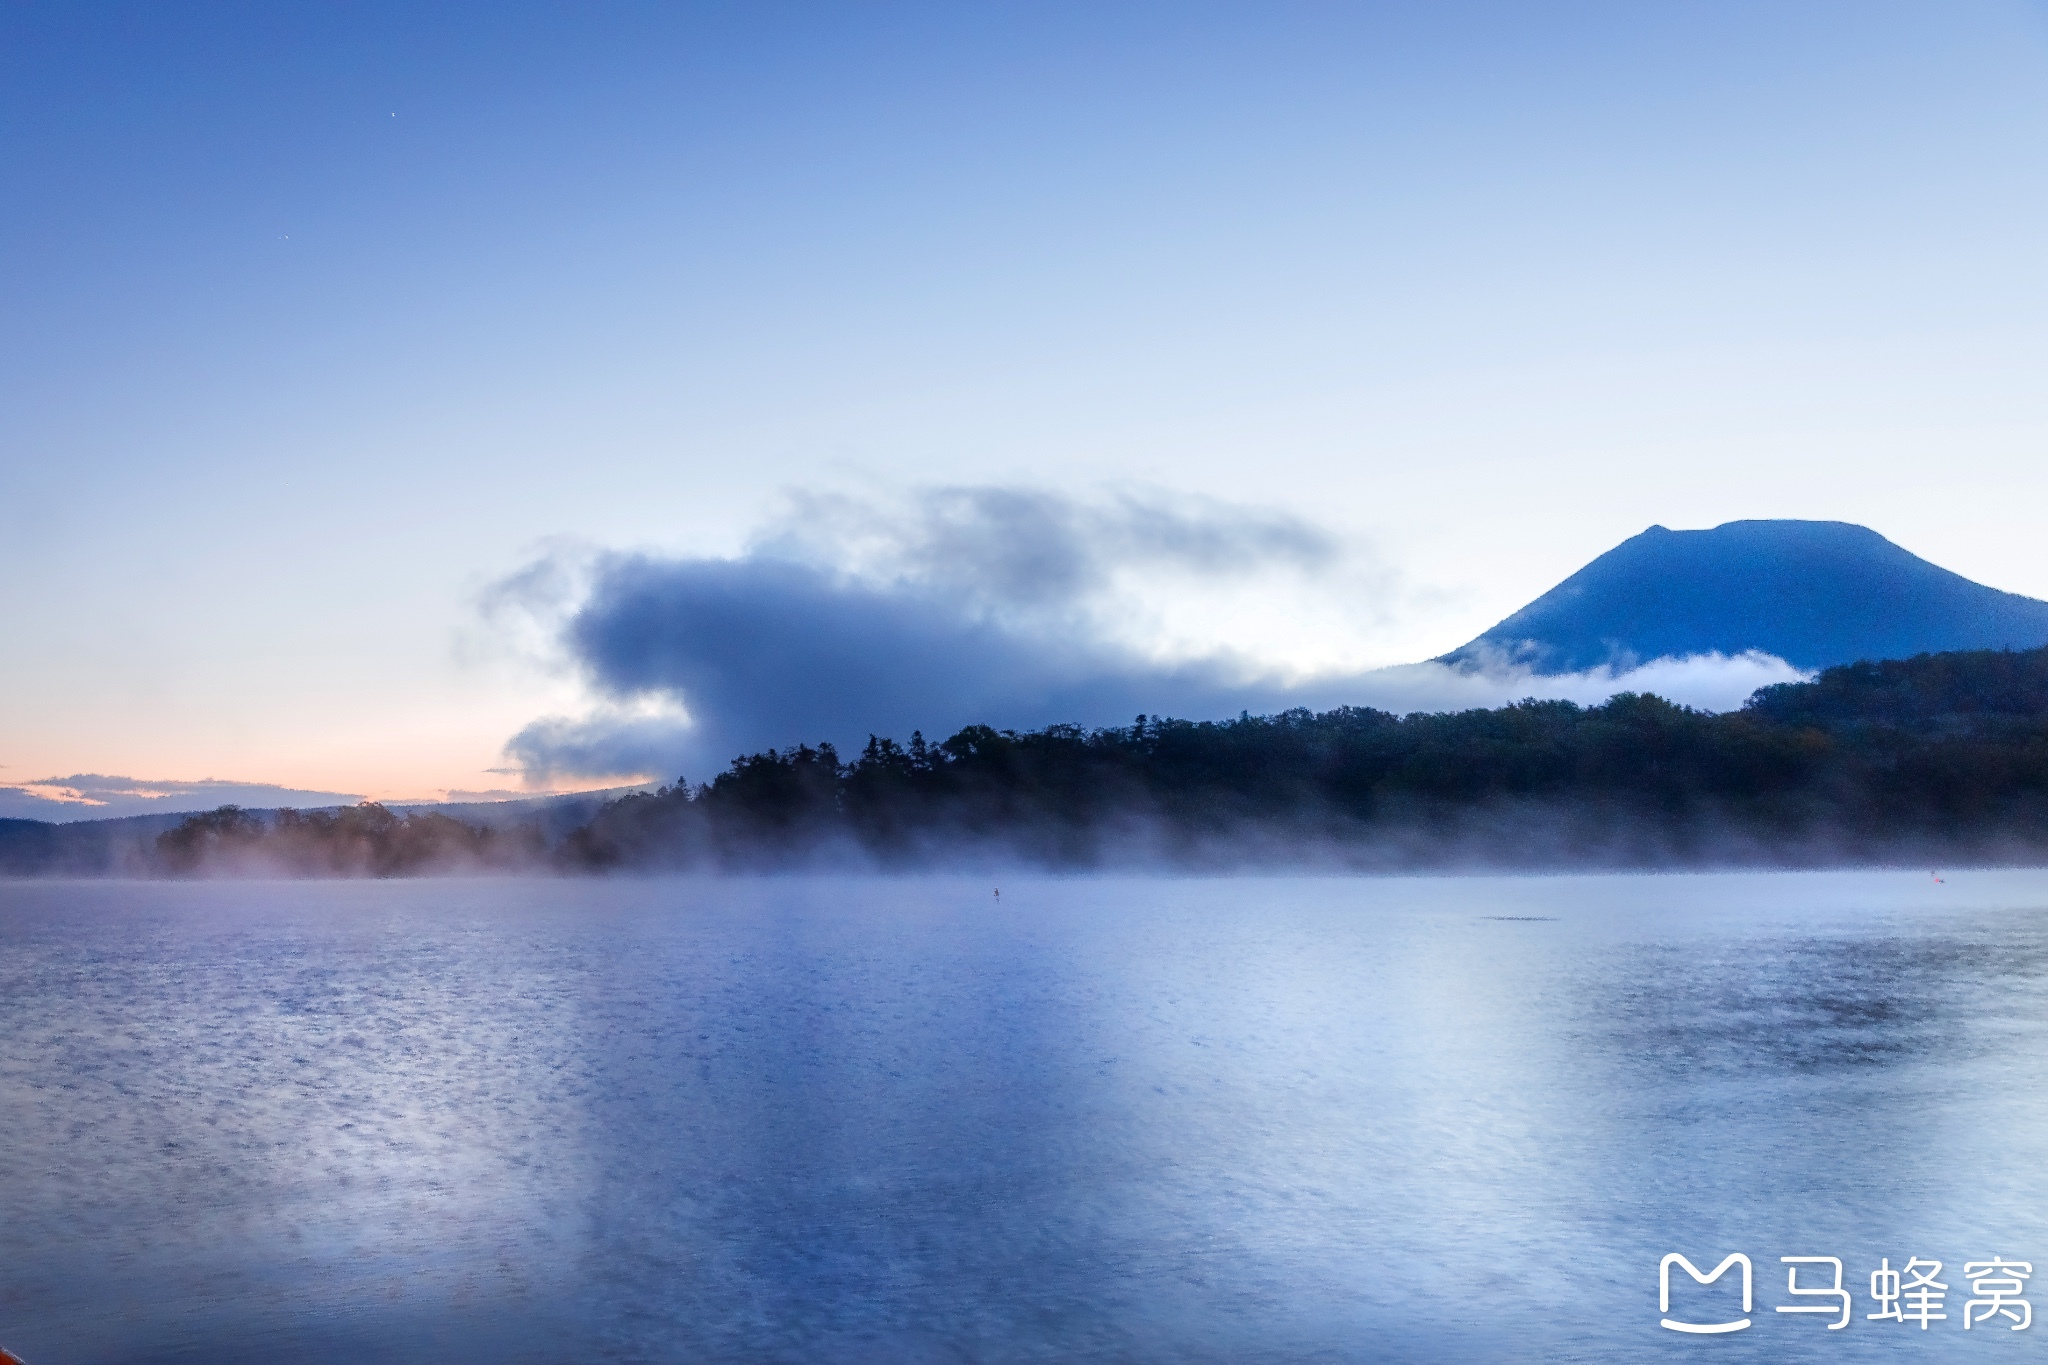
[0,775,366,823]
[500,487,1807,783]
[503,488,1338,782]
[503,552,1304,782]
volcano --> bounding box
[1440,520,2048,673]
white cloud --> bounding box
[1334,649,1809,717]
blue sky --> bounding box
[5,2,2047,810]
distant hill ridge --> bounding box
[1441,519,2048,674]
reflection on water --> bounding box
[4,871,2048,1362]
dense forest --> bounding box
[557,644,2048,870]
[9,644,2047,877]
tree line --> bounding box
[145,643,2048,875]
[563,643,2048,869]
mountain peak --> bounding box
[1441,519,2048,673]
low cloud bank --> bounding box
[0,774,366,824]
[499,487,1807,784]
[1348,649,1807,716]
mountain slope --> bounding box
[1441,520,2048,674]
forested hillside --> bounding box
[562,644,2048,869]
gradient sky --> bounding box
[5,1,2048,805]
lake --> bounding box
[4,871,2048,1362]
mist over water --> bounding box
[5,872,2048,1362]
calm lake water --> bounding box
[5,871,2048,1363]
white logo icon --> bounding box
[1660,1252,1753,1334]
